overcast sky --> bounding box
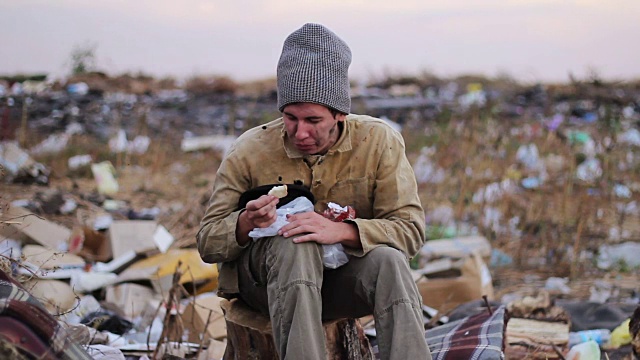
[2,0,639,83]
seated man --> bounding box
[197,23,431,360]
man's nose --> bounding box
[295,122,311,139]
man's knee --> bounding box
[365,247,418,297]
[265,235,324,271]
[366,246,410,272]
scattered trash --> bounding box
[180,134,237,154]
[81,310,133,335]
[566,340,600,360]
[545,277,571,295]
[91,161,119,196]
[413,147,446,184]
[0,141,50,184]
[67,82,89,96]
[108,129,128,153]
[30,133,72,155]
[568,329,611,347]
[490,248,513,268]
[68,154,93,170]
[614,184,632,198]
[516,144,541,170]
[609,319,632,348]
[597,241,640,270]
[2,70,640,359]
[576,158,602,183]
[521,177,542,189]
[618,128,640,146]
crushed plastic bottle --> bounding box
[568,329,611,347]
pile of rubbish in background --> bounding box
[1,71,640,359]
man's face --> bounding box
[282,103,346,155]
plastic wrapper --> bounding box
[248,197,314,239]
[321,202,355,269]
[248,198,353,269]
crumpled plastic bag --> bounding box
[321,202,353,269]
[248,197,350,269]
[248,196,314,238]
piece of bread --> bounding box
[268,185,288,198]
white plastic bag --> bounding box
[248,196,315,238]
[322,243,349,269]
[248,196,350,268]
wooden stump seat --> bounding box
[220,298,374,360]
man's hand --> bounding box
[278,212,361,249]
[236,195,279,246]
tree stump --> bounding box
[220,298,374,360]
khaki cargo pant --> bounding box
[237,235,432,360]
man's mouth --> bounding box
[295,143,314,150]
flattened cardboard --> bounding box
[105,283,158,320]
[23,279,77,315]
[2,205,72,250]
[115,249,218,295]
[22,244,85,269]
[416,251,494,312]
[182,294,227,343]
[107,220,174,259]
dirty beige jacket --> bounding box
[197,114,426,294]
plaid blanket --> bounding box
[425,306,506,360]
[372,306,506,359]
[0,270,92,360]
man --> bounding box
[197,23,431,359]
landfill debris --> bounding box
[568,328,611,347]
[0,141,50,184]
[116,248,218,295]
[180,134,237,154]
[108,220,174,259]
[545,277,572,295]
[566,340,600,360]
[30,133,71,155]
[2,71,640,359]
[609,319,632,348]
[91,161,119,196]
[414,250,494,312]
[181,294,227,343]
[68,154,92,170]
[597,241,640,270]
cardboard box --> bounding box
[68,226,113,263]
[416,251,494,312]
[181,294,227,343]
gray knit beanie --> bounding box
[277,23,352,114]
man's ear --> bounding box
[336,113,347,122]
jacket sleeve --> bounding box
[196,147,251,264]
[345,128,426,259]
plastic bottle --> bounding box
[568,329,611,347]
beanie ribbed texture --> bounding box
[277,23,352,114]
